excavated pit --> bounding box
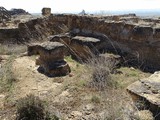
[1,14,160,72]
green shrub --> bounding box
[91,95,100,104]
[16,94,59,120]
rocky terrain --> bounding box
[0,12,160,120]
[9,9,30,16]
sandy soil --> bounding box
[12,56,62,100]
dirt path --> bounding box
[12,56,62,100]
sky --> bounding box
[0,0,160,13]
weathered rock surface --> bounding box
[42,8,51,16]
[70,36,100,61]
[127,71,160,119]
[134,110,154,120]
[50,34,102,61]
[99,53,122,72]
[28,41,71,77]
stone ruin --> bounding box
[28,41,71,77]
[42,7,51,16]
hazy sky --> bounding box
[0,0,160,13]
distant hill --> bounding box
[91,9,160,17]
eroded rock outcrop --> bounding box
[99,53,122,72]
[28,41,71,77]
[42,8,51,16]
[1,14,160,71]
[50,34,102,61]
[127,71,160,119]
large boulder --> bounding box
[28,41,71,77]
[50,34,101,62]
[70,36,100,61]
[127,71,160,119]
[37,41,67,61]
[99,53,122,72]
[42,8,51,16]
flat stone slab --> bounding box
[127,71,160,105]
[28,41,66,57]
[127,71,160,118]
[72,36,100,43]
[48,34,70,41]
[39,41,65,51]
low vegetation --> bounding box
[0,46,152,119]
[0,55,16,92]
[86,57,118,90]
[91,95,100,104]
[0,44,27,55]
[0,44,27,92]
[16,94,59,120]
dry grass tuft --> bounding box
[0,55,16,92]
[0,44,27,55]
[16,94,59,120]
[86,57,118,90]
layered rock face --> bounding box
[28,41,71,77]
[1,14,160,71]
[127,72,160,119]
[51,15,160,72]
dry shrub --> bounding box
[91,95,100,104]
[91,67,112,90]
[16,94,59,120]
[86,57,117,90]
[0,44,27,55]
[0,55,16,92]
